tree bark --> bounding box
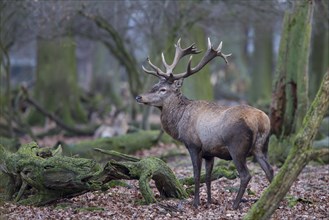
[244,70,329,220]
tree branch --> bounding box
[21,86,95,136]
[78,10,142,96]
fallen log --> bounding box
[97,148,188,203]
[0,142,186,206]
[61,130,173,161]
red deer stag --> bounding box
[136,38,273,209]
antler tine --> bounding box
[143,57,169,79]
[161,52,170,70]
[165,38,201,74]
[142,65,159,78]
[216,41,232,64]
[172,38,231,80]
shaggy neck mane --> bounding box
[160,93,191,139]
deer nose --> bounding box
[135,95,142,102]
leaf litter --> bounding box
[1,143,328,220]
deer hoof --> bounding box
[232,202,239,210]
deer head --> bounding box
[135,38,231,107]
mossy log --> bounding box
[97,148,187,204]
[61,130,172,161]
[0,142,186,206]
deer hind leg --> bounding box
[227,127,253,210]
[254,134,274,182]
[231,155,251,210]
[205,157,214,205]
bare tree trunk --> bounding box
[244,70,329,220]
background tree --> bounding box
[270,0,314,137]
[28,36,87,125]
[309,0,329,99]
[0,0,32,137]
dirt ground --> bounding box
[1,142,328,220]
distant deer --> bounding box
[136,38,274,209]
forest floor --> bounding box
[0,138,328,220]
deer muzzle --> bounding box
[135,95,143,103]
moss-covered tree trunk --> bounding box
[28,37,87,125]
[244,70,329,220]
[270,0,314,136]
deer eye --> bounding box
[159,88,167,94]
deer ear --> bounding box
[173,79,183,89]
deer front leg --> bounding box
[205,157,214,205]
[187,146,202,208]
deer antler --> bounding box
[142,38,231,83]
[161,38,201,75]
